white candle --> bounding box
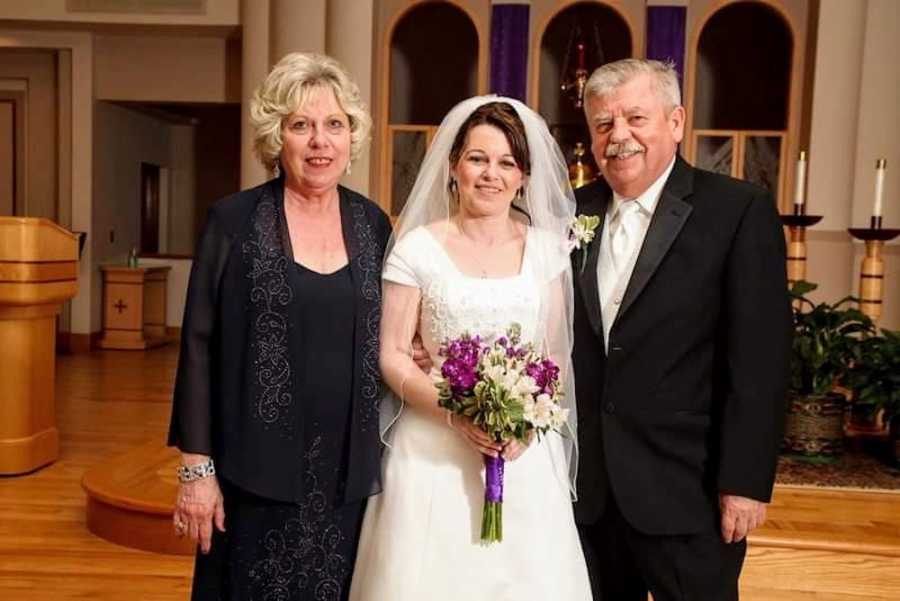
[794,151,807,208]
[873,158,886,218]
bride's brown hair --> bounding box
[447,101,531,176]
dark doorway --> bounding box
[0,100,14,216]
[140,162,160,253]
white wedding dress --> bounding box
[349,226,592,601]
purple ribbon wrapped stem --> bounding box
[481,454,505,543]
[484,454,505,502]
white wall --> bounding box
[137,256,192,328]
[92,100,195,331]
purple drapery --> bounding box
[490,3,529,101]
[646,6,687,86]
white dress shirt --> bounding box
[597,156,676,348]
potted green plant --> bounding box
[846,329,900,465]
[784,281,875,459]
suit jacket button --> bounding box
[605,402,615,414]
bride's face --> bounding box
[451,124,524,218]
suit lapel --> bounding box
[616,157,694,322]
[576,182,610,341]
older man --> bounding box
[572,59,791,600]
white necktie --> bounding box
[610,200,641,277]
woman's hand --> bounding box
[173,474,225,554]
[448,414,503,457]
[501,430,535,461]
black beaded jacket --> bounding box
[168,177,391,504]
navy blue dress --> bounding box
[191,261,365,601]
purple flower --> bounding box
[525,359,560,394]
[437,334,486,398]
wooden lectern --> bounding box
[0,217,78,475]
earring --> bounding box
[516,186,525,200]
[449,178,458,194]
[345,161,352,176]
[273,161,281,178]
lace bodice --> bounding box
[382,227,543,356]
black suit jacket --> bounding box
[572,156,791,535]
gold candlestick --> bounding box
[781,213,822,288]
[848,218,900,322]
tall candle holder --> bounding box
[781,204,823,288]
[848,216,900,322]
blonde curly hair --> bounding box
[249,52,372,171]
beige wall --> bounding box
[0,49,58,220]
[94,34,238,103]
[804,0,900,330]
[851,0,899,231]
[168,124,196,255]
[0,0,238,25]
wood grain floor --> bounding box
[0,345,897,600]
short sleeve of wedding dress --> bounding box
[382,227,427,288]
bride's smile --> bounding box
[451,124,524,216]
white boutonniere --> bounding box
[568,214,600,274]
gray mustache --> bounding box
[604,141,645,158]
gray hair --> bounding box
[249,52,372,171]
[583,58,681,112]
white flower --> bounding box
[568,215,600,251]
[511,374,539,399]
[526,393,556,429]
[551,406,570,429]
[483,364,506,383]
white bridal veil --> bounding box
[381,95,579,497]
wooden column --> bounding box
[0,217,78,475]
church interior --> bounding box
[0,0,898,599]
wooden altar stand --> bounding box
[0,217,78,475]
[98,265,171,350]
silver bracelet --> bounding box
[176,458,216,483]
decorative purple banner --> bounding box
[490,3,530,101]
[646,6,687,86]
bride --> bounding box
[349,97,592,600]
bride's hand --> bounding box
[501,430,535,461]
[448,414,503,457]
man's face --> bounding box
[585,74,685,198]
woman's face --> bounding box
[451,124,524,218]
[280,85,352,195]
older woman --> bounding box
[168,52,390,601]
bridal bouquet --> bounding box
[433,323,569,543]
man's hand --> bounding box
[411,333,433,372]
[719,493,767,543]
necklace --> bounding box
[453,217,520,279]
